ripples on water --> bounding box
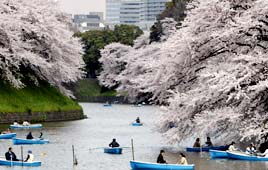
[0,103,267,170]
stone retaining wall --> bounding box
[0,110,84,123]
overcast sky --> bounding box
[59,0,106,15]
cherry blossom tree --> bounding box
[0,0,84,97]
[99,0,268,145]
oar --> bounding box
[89,146,130,150]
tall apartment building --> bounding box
[73,12,105,32]
[106,0,168,30]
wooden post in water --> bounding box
[21,146,23,166]
[72,145,78,166]
[131,139,135,161]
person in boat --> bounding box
[24,150,34,162]
[39,132,43,139]
[109,138,120,148]
[177,153,188,165]
[246,143,256,155]
[23,120,30,126]
[193,138,201,147]
[5,147,19,161]
[205,137,213,147]
[26,132,34,140]
[2,128,11,134]
[228,141,238,151]
[13,120,19,125]
[261,149,268,157]
[157,150,167,164]
[136,117,141,123]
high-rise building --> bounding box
[73,12,105,32]
[106,0,168,30]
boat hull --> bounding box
[0,133,16,139]
[130,161,195,170]
[13,138,49,145]
[10,124,42,129]
[186,145,228,152]
[132,123,143,126]
[227,151,268,161]
[209,150,228,159]
[104,147,122,154]
[0,159,41,167]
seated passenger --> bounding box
[205,137,213,147]
[22,120,30,126]
[13,120,19,125]
[177,153,188,165]
[109,138,120,148]
[24,150,34,162]
[193,138,201,147]
[246,144,256,155]
[39,132,43,139]
[2,128,11,134]
[261,149,268,157]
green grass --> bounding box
[74,79,117,97]
[0,81,82,113]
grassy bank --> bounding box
[74,78,117,97]
[0,81,82,113]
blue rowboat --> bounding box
[132,122,143,126]
[103,104,112,107]
[130,161,195,170]
[209,149,228,159]
[0,158,41,167]
[13,138,49,145]
[0,133,16,139]
[227,151,268,161]
[104,147,122,154]
[186,145,228,152]
[10,124,42,129]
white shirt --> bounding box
[246,146,256,154]
[26,154,34,162]
[228,145,236,151]
[178,157,188,165]
[263,149,268,157]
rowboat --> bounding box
[0,133,16,139]
[227,151,268,161]
[0,158,41,167]
[13,138,49,145]
[132,122,143,126]
[130,160,195,170]
[209,149,228,159]
[186,145,228,152]
[10,124,42,129]
[104,147,122,154]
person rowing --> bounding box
[5,147,19,161]
[26,132,34,140]
[193,138,201,147]
[136,117,141,123]
[109,138,120,148]
[157,150,167,164]
[228,141,238,151]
